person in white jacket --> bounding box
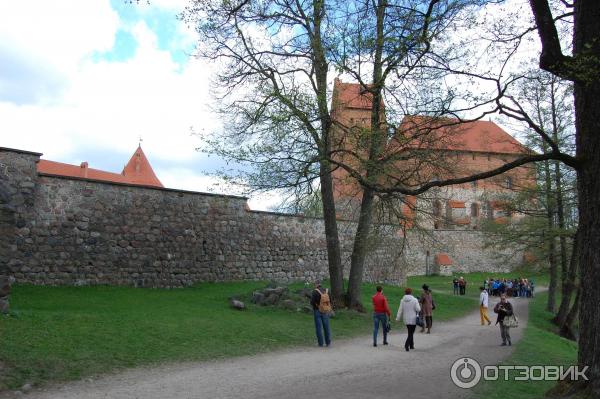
[479,286,492,325]
[396,288,421,351]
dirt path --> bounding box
[4,295,533,399]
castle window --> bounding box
[432,200,442,229]
[505,177,513,189]
[472,153,476,160]
[471,180,478,190]
[432,200,442,218]
[485,201,494,220]
[471,203,479,217]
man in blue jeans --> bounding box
[310,281,331,347]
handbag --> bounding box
[384,319,391,333]
[504,314,519,328]
[416,313,424,327]
[432,299,436,311]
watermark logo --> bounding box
[450,357,482,389]
[451,357,589,389]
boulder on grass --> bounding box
[262,294,279,306]
[0,276,14,315]
[251,292,266,305]
[229,299,246,310]
[280,299,297,311]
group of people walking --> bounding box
[311,278,519,350]
[485,277,534,298]
[370,285,435,351]
[310,281,435,352]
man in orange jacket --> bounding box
[372,286,391,347]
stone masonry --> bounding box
[0,148,405,287]
[0,147,524,288]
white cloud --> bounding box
[0,1,119,73]
[0,1,282,210]
[0,5,218,161]
[157,167,284,211]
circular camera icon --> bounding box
[450,357,482,389]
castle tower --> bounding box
[121,145,163,187]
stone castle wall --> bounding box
[0,148,405,287]
[401,229,520,276]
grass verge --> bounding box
[0,271,543,391]
[475,291,578,398]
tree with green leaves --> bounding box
[182,0,347,305]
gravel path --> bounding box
[3,295,533,399]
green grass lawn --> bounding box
[0,270,545,391]
[476,291,579,398]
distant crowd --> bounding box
[484,277,535,298]
[452,276,535,298]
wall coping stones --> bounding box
[0,147,43,157]
[38,173,249,201]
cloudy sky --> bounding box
[0,0,283,210]
[0,0,542,211]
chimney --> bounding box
[80,162,88,178]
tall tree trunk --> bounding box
[543,158,558,313]
[549,79,572,321]
[575,81,600,391]
[559,285,580,341]
[528,0,600,389]
[347,188,376,310]
[554,229,578,326]
[345,0,387,309]
[320,166,345,307]
[312,0,345,307]
[574,1,600,389]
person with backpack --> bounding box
[396,287,421,351]
[310,281,332,347]
[372,286,391,347]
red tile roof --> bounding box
[38,160,131,183]
[332,79,529,155]
[398,115,529,155]
[435,253,453,265]
[121,146,163,187]
[37,145,163,188]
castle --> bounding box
[329,79,535,273]
[0,81,533,287]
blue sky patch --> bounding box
[99,0,192,68]
[92,29,138,63]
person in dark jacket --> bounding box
[419,284,434,334]
[493,294,514,346]
[458,277,467,295]
[310,281,331,347]
[372,286,391,347]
